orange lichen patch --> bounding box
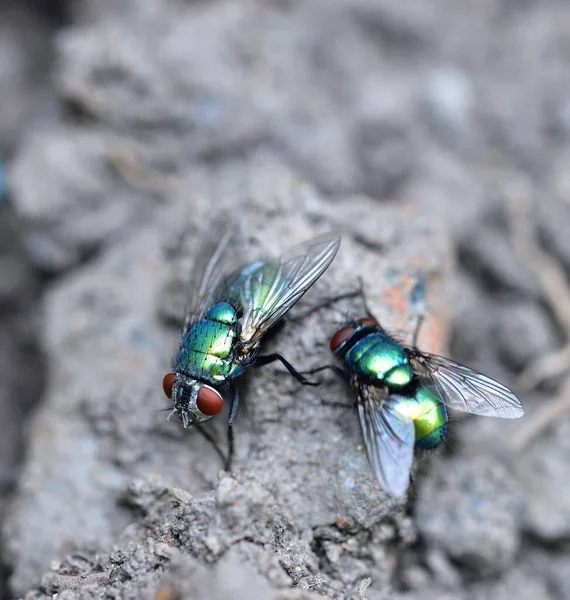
[381,274,419,331]
[336,517,350,528]
[382,282,410,319]
[416,313,446,355]
[396,202,418,217]
[154,585,182,600]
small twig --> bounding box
[511,376,570,451]
[506,189,570,389]
[517,345,570,391]
[505,186,570,449]
[107,142,178,196]
[289,287,361,322]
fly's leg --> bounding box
[292,277,376,322]
[300,364,354,409]
[228,383,240,425]
[405,469,418,509]
[319,397,355,409]
[289,288,362,321]
[195,424,227,467]
[193,385,240,472]
[225,384,239,471]
[255,353,320,386]
[355,276,376,320]
[411,314,425,348]
[301,364,346,379]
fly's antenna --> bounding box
[341,307,353,325]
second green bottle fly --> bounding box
[322,314,524,498]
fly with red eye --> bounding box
[162,220,342,469]
[303,282,523,498]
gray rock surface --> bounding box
[517,413,570,542]
[415,457,523,576]
[10,126,151,273]
[12,0,547,273]
[472,569,554,600]
[0,205,42,481]
[493,298,559,372]
[5,0,570,598]
[0,207,44,600]
[4,153,451,598]
[0,4,54,157]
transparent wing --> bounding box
[238,232,340,344]
[179,218,249,339]
[355,384,415,498]
[409,351,524,419]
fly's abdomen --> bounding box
[395,386,448,450]
[346,333,413,388]
[176,302,242,383]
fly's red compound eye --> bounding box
[197,386,224,416]
[357,317,378,328]
[162,373,177,399]
[330,326,355,352]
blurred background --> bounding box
[1,0,570,599]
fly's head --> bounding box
[329,317,380,356]
[162,372,224,427]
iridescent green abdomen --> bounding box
[346,332,414,388]
[394,386,448,450]
[176,302,245,384]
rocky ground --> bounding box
[2,0,570,599]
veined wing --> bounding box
[408,351,524,419]
[355,383,415,498]
[179,218,249,340]
[237,232,340,344]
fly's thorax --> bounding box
[204,302,238,325]
[184,306,238,357]
[177,303,242,383]
[394,385,448,450]
[345,332,413,388]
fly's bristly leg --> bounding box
[319,397,355,409]
[355,276,376,320]
[301,364,346,380]
[411,314,425,348]
[196,423,228,467]
[289,288,362,322]
[301,365,352,407]
[225,384,240,471]
[255,353,320,386]
[228,384,240,425]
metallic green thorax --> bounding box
[345,332,414,388]
[176,302,245,384]
[394,386,448,450]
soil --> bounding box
[2,1,570,599]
